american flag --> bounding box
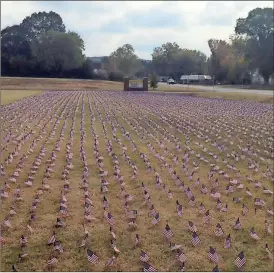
[87,249,99,264]
[242,204,249,215]
[203,210,210,224]
[54,241,63,253]
[149,205,157,217]
[144,190,150,200]
[135,234,140,247]
[234,218,241,230]
[191,232,201,246]
[47,256,58,266]
[176,249,187,263]
[163,224,173,240]
[234,251,246,269]
[140,250,149,262]
[186,187,192,198]
[208,246,219,264]
[152,213,160,225]
[105,212,115,226]
[20,235,27,247]
[188,196,196,207]
[177,202,183,216]
[216,199,222,210]
[48,232,56,245]
[188,221,197,232]
[199,202,206,213]
[215,223,224,237]
[143,262,157,272]
[254,198,263,206]
[224,234,231,249]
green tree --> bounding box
[21,11,66,42]
[152,42,207,79]
[31,30,84,76]
[235,7,274,83]
[1,25,33,75]
[109,44,143,77]
[150,72,158,90]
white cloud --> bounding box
[1,1,273,60]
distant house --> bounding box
[90,56,106,70]
[251,69,274,85]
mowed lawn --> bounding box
[1,90,42,105]
[1,90,273,272]
[1,77,273,105]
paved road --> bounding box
[159,82,273,96]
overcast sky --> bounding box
[1,1,273,59]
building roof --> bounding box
[90,56,106,63]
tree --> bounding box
[1,25,33,75]
[235,7,274,83]
[20,11,66,42]
[152,42,207,79]
[31,30,84,77]
[150,72,158,90]
[109,44,143,77]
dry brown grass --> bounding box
[188,91,274,104]
[2,77,272,105]
[1,90,273,272]
[1,77,123,91]
[1,90,42,105]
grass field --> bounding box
[1,88,273,272]
[1,90,42,105]
[1,77,273,105]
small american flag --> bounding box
[186,188,192,198]
[47,256,58,266]
[234,218,241,230]
[203,210,210,224]
[103,196,109,208]
[177,202,183,216]
[149,205,157,217]
[87,249,99,264]
[191,232,201,246]
[140,250,149,262]
[152,213,160,225]
[224,234,231,249]
[216,199,222,210]
[143,262,157,272]
[105,212,115,226]
[254,198,263,206]
[199,202,206,213]
[48,232,56,245]
[234,251,246,269]
[242,204,248,216]
[208,246,219,264]
[163,224,173,240]
[144,190,150,200]
[20,235,27,247]
[188,221,197,232]
[215,223,224,237]
[176,249,187,263]
[188,196,196,207]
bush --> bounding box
[150,72,158,90]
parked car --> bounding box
[167,79,175,85]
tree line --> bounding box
[1,8,273,84]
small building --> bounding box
[251,69,274,85]
[90,56,106,70]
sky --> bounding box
[1,1,273,60]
